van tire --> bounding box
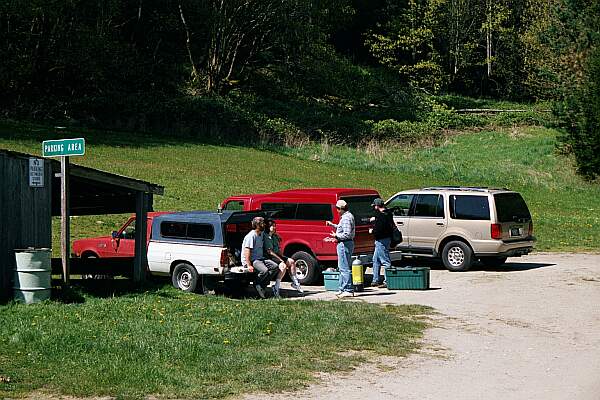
[291,251,318,285]
[441,241,472,272]
[172,263,199,292]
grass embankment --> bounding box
[0,284,430,399]
[0,121,598,252]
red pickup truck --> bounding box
[72,212,171,260]
[221,188,380,284]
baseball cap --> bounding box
[335,199,347,209]
[371,198,384,207]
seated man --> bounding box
[241,216,279,299]
[264,219,303,296]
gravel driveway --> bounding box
[244,252,600,400]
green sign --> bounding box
[42,138,85,157]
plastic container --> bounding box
[322,270,340,291]
[385,267,430,290]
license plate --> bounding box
[510,227,523,237]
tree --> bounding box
[365,0,447,92]
[552,0,600,179]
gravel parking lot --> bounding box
[245,252,600,400]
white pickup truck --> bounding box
[147,210,271,293]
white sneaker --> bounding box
[334,290,343,296]
[255,284,266,299]
[337,291,354,298]
[291,282,304,293]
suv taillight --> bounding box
[528,221,534,237]
[491,224,502,240]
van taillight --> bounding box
[491,224,502,240]
[528,221,533,237]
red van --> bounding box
[221,188,380,284]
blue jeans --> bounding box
[337,241,354,292]
[372,238,391,284]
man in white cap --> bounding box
[326,199,355,298]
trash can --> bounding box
[13,248,52,304]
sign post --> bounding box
[42,138,85,284]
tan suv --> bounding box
[385,187,535,271]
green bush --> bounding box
[367,119,436,144]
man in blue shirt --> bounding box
[242,216,279,298]
[326,199,355,298]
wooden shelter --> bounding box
[0,149,164,300]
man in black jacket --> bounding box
[369,198,393,287]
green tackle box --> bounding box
[385,267,430,290]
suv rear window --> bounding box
[450,195,490,220]
[413,194,444,218]
[342,195,378,225]
[494,193,531,222]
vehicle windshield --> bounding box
[341,195,378,225]
[494,193,531,222]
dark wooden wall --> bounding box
[0,153,52,300]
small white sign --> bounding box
[29,158,44,187]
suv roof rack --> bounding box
[422,186,510,192]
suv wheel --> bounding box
[441,241,472,272]
[172,263,199,292]
[480,256,507,268]
[291,251,318,285]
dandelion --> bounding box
[223,339,230,345]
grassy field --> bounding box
[0,283,430,399]
[0,121,598,252]
[0,119,598,398]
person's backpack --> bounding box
[390,214,402,247]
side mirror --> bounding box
[111,231,119,239]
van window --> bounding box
[160,222,215,240]
[494,193,531,222]
[342,195,378,225]
[450,195,490,220]
[261,203,298,219]
[413,194,444,218]
[387,194,414,216]
[296,203,333,220]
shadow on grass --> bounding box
[49,277,172,303]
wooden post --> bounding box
[133,191,149,283]
[60,156,70,285]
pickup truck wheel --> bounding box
[291,251,318,285]
[441,241,472,272]
[81,254,112,280]
[480,256,507,268]
[172,263,199,292]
